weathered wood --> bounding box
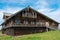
[2,7,59,36]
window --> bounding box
[22,12,25,17]
[15,19,20,24]
[31,20,36,24]
[34,13,36,16]
[26,12,31,16]
[40,20,45,26]
[24,20,29,24]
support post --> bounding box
[46,27,48,32]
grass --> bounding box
[0,30,60,40]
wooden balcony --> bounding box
[2,22,57,30]
[13,23,46,27]
[2,23,46,29]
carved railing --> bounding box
[2,23,46,29]
[12,23,46,27]
[2,22,57,30]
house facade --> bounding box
[1,7,59,36]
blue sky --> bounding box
[0,0,60,29]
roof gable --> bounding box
[1,6,59,25]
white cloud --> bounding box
[48,8,60,22]
[35,0,53,13]
[0,7,22,14]
[0,11,3,26]
[35,0,48,9]
[0,0,27,4]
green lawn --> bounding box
[0,30,60,40]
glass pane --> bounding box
[15,19,20,24]
[31,20,36,24]
[24,20,28,24]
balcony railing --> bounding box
[2,23,46,29]
[2,22,57,30]
[13,23,46,27]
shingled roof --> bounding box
[1,6,59,25]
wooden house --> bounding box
[1,7,59,36]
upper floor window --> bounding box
[24,20,29,24]
[15,19,20,24]
[26,12,31,16]
[34,13,36,16]
[31,20,36,24]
